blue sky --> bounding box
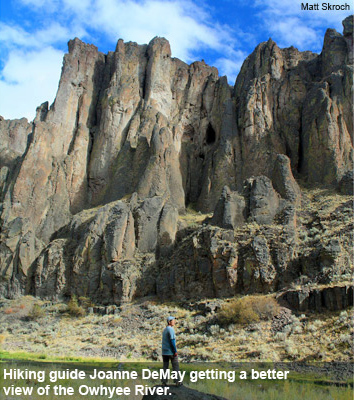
[0,0,351,120]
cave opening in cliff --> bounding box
[206,123,216,144]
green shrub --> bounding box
[67,295,86,317]
[78,296,93,310]
[218,296,280,326]
[28,304,45,320]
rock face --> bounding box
[338,170,354,195]
[211,186,246,229]
[0,17,353,301]
[211,160,299,230]
[29,196,177,304]
[279,285,353,312]
[272,154,301,204]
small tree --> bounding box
[28,304,45,320]
[67,295,86,317]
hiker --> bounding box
[161,316,182,386]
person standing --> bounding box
[161,316,182,386]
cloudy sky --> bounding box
[0,0,351,120]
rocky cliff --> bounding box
[0,16,353,303]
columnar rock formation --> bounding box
[0,16,353,302]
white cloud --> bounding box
[0,14,86,120]
[0,22,80,49]
[0,47,63,120]
[1,0,350,121]
[15,0,237,60]
[18,0,61,12]
[215,51,247,84]
[254,0,352,51]
[265,17,321,49]
[62,0,93,13]
[1,0,245,120]
[77,0,237,62]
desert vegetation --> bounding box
[0,295,352,365]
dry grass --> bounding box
[0,295,353,363]
[178,204,212,227]
[218,295,280,326]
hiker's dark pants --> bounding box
[162,354,180,384]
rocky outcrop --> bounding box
[279,285,353,312]
[156,221,300,299]
[30,200,137,302]
[211,186,246,229]
[244,176,280,225]
[156,194,353,300]
[0,17,353,300]
[0,117,31,168]
[272,154,301,204]
[211,165,298,230]
[338,170,353,195]
[234,15,353,186]
[28,196,178,303]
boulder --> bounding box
[242,236,276,293]
[272,154,301,204]
[31,200,138,303]
[157,203,179,256]
[338,170,353,195]
[134,196,166,253]
[244,176,280,225]
[211,186,246,229]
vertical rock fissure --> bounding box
[297,117,304,174]
[67,94,83,155]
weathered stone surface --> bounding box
[156,190,353,300]
[343,15,353,36]
[103,203,135,262]
[156,221,300,299]
[338,170,353,195]
[0,18,352,300]
[157,227,237,300]
[0,216,45,298]
[279,285,353,312]
[272,154,301,204]
[234,40,315,180]
[31,200,138,302]
[87,37,222,213]
[29,196,177,303]
[157,203,179,256]
[211,172,299,231]
[301,78,353,185]
[245,176,280,225]
[234,22,353,186]
[242,236,276,292]
[0,117,30,167]
[211,186,246,229]
[343,15,353,64]
[134,196,166,253]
